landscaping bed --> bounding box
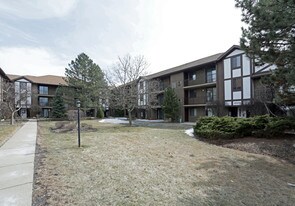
[201,136,295,165]
[33,120,295,205]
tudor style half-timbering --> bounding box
[219,46,252,117]
[217,45,277,118]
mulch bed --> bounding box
[201,136,295,165]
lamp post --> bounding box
[76,100,81,147]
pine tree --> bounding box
[65,53,107,117]
[235,0,295,105]
[52,87,66,118]
[163,87,180,122]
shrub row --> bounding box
[194,115,295,139]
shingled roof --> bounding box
[7,74,67,86]
[146,52,223,79]
[0,67,9,80]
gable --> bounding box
[15,78,31,83]
[224,49,245,59]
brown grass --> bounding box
[33,120,295,205]
[0,123,21,146]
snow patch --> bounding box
[99,118,128,124]
[135,119,164,123]
[185,128,194,137]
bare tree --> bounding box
[0,81,31,125]
[106,54,149,126]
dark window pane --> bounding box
[39,86,48,95]
[206,68,216,83]
[233,78,242,91]
[231,56,241,69]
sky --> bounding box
[0,0,243,77]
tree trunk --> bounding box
[11,111,15,125]
[94,107,98,118]
[128,110,132,126]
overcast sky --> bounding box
[0,0,242,76]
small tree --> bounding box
[52,87,66,118]
[163,87,180,122]
[0,81,30,125]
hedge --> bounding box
[194,115,295,139]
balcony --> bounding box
[184,95,217,105]
[184,79,199,87]
[159,82,170,91]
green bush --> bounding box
[97,107,104,119]
[194,115,295,139]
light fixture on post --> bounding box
[76,100,81,147]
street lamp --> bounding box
[76,100,81,147]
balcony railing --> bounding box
[184,79,199,87]
[184,95,217,105]
[159,83,170,91]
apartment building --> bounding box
[7,74,67,118]
[0,68,10,103]
[138,45,276,122]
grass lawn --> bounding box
[0,123,21,146]
[33,120,295,205]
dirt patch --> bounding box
[202,136,295,165]
[50,121,97,133]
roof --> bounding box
[0,67,9,80]
[7,74,67,86]
[217,45,241,61]
[146,52,223,79]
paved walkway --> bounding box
[0,120,37,206]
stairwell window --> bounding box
[233,77,242,91]
[231,55,241,69]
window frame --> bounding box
[39,97,49,106]
[206,68,216,83]
[231,55,242,69]
[39,85,49,95]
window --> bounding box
[189,89,197,98]
[206,108,214,117]
[171,82,176,88]
[39,97,49,106]
[206,87,216,102]
[39,86,48,95]
[20,82,27,90]
[139,82,144,89]
[42,108,49,118]
[231,55,241,69]
[188,72,196,81]
[189,108,197,116]
[206,68,216,83]
[233,78,242,91]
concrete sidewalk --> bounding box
[0,120,37,206]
